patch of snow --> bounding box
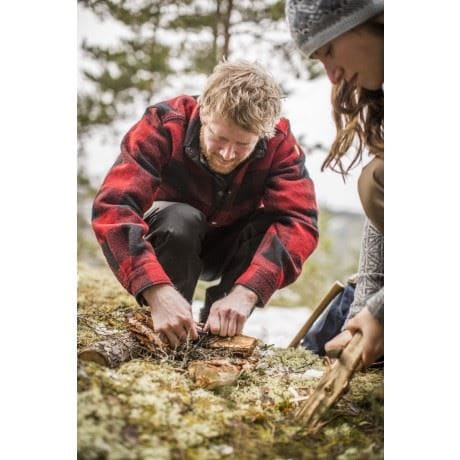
[211,444,234,456]
[302,369,324,379]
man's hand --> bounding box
[142,285,199,348]
[324,307,384,368]
[204,285,257,337]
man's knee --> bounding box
[145,202,207,251]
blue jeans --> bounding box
[301,283,355,356]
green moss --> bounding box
[78,264,384,459]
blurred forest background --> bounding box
[77,0,364,310]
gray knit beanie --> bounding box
[286,0,384,58]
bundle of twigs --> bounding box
[78,307,258,369]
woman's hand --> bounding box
[347,307,383,368]
[325,307,383,368]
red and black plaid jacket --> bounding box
[92,95,319,306]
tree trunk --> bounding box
[221,0,233,60]
[213,0,222,65]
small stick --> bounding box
[288,281,344,348]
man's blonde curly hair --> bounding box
[198,61,282,138]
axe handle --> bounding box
[288,281,345,348]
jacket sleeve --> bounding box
[347,219,384,325]
[91,108,174,302]
[235,120,319,305]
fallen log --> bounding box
[294,332,363,431]
[78,331,143,368]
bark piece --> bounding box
[208,335,258,357]
[188,359,242,389]
[294,332,364,430]
[127,316,166,352]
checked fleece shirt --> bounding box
[92,95,319,306]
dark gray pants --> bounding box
[144,202,273,322]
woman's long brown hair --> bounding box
[322,80,384,178]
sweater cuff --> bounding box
[367,288,384,325]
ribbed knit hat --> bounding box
[286,0,384,58]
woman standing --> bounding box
[286,0,384,368]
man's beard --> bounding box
[199,126,236,175]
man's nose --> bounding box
[325,64,344,85]
[220,144,236,160]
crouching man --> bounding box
[92,61,319,347]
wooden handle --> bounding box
[288,281,345,348]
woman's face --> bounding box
[312,23,384,90]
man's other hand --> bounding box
[204,285,257,337]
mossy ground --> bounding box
[78,264,383,459]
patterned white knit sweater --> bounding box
[347,219,384,324]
